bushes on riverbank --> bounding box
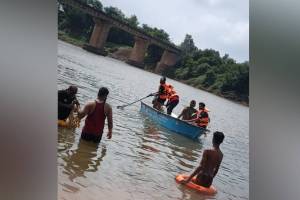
[57,1,249,105]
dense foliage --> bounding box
[163,34,249,103]
[57,0,249,104]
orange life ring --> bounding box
[175,174,217,195]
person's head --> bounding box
[190,100,196,108]
[212,131,225,146]
[199,102,205,109]
[97,87,109,100]
[160,76,166,84]
[67,85,78,96]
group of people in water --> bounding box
[58,78,225,191]
[152,76,210,129]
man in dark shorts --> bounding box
[177,100,197,120]
[180,131,224,188]
[58,85,79,120]
[165,84,180,115]
[77,87,113,143]
[153,76,170,111]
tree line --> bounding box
[57,0,249,104]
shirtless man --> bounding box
[180,131,225,187]
[177,100,197,120]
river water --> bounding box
[57,41,249,200]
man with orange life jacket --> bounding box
[77,87,113,143]
[152,76,170,111]
[165,84,179,115]
[185,102,210,128]
[195,102,210,128]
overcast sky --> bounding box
[100,0,249,62]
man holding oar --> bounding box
[152,76,169,111]
[77,87,113,143]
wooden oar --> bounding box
[116,93,155,109]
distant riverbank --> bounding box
[58,32,248,106]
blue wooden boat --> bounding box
[140,102,206,139]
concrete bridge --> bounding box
[59,0,181,73]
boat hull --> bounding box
[140,102,205,139]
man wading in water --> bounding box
[77,87,113,143]
[180,131,224,188]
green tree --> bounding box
[86,0,103,10]
[203,70,216,86]
[180,34,197,56]
[58,0,103,39]
[104,6,125,21]
[127,15,139,27]
[141,24,170,42]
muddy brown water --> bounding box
[58,41,249,200]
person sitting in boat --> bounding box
[180,131,224,188]
[186,102,210,129]
[152,76,170,111]
[77,87,113,143]
[177,100,198,120]
[165,84,179,115]
[58,85,80,121]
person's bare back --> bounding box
[180,131,225,188]
[194,148,223,187]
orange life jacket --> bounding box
[196,109,209,127]
[167,85,179,101]
[159,83,170,100]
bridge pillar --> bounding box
[83,18,111,56]
[155,50,178,74]
[126,37,149,68]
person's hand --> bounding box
[72,99,80,106]
[107,130,112,139]
[180,178,189,185]
[73,104,79,112]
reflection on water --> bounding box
[63,139,107,181]
[58,41,249,200]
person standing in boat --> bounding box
[77,87,113,143]
[58,85,80,121]
[165,84,179,115]
[152,76,170,111]
[180,131,224,188]
[178,100,198,120]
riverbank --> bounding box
[58,32,248,106]
[145,68,249,106]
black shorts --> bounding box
[81,132,103,143]
[195,173,213,188]
[157,98,166,105]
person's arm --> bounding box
[58,101,73,109]
[184,117,198,123]
[72,97,80,106]
[177,108,186,119]
[105,104,113,139]
[77,102,93,119]
[181,150,208,184]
